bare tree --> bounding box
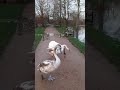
[59,0,62,26]
[75,0,80,39]
[35,0,46,27]
[66,0,72,27]
[66,0,70,27]
[63,0,67,27]
[53,0,60,24]
[35,0,84,29]
[69,11,78,26]
[44,0,51,23]
[62,0,72,27]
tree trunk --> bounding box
[66,18,68,28]
[75,25,79,39]
[64,0,67,27]
[47,0,50,24]
[67,10,69,26]
[67,0,70,27]
[47,15,50,23]
[75,0,80,39]
[41,12,45,27]
[59,0,62,26]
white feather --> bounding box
[38,51,61,74]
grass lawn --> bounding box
[68,37,85,54]
[56,26,66,34]
[56,26,85,54]
[87,26,120,71]
[33,27,44,50]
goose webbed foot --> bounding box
[64,53,66,58]
[41,75,45,80]
[48,75,55,81]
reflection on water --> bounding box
[78,27,85,43]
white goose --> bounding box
[37,50,61,81]
[47,41,70,57]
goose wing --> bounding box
[40,60,54,67]
[39,60,56,73]
[48,41,59,49]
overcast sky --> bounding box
[35,0,85,19]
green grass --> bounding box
[33,27,44,50]
[55,25,66,33]
[68,37,85,54]
[87,26,120,71]
[0,4,24,19]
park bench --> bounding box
[64,27,74,36]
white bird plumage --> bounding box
[47,41,70,57]
[37,50,61,81]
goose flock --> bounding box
[37,41,70,81]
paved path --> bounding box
[35,27,85,90]
[86,42,120,90]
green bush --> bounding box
[33,27,44,50]
[56,26,66,34]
